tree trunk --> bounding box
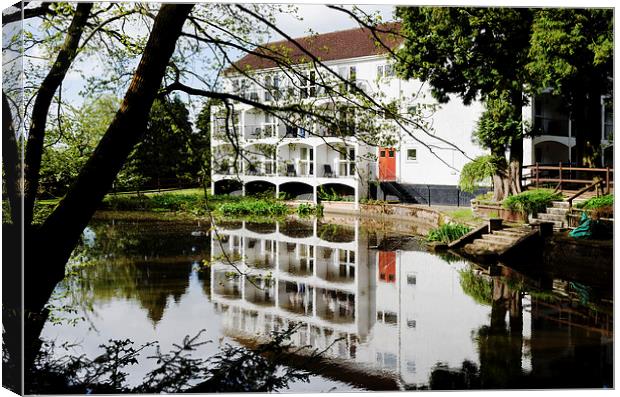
[574,84,602,167]
[23,3,93,227]
[3,92,21,225]
[23,3,194,373]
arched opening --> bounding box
[279,181,313,200]
[317,183,355,202]
[245,180,276,197]
[534,141,570,165]
[214,179,242,195]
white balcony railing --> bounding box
[244,123,279,140]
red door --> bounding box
[379,147,396,181]
[378,251,396,283]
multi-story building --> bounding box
[210,24,613,207]
[210,24,489,207]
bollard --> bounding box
[538,221,554,237]
[488,218,503,233]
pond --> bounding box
[39,212,613,391]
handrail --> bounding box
[524,162,613,194]
[567,179,604,208]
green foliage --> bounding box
[473,93,523,153]
[458,268,493,306]
[317,185,352,201]
[39,95,120,198]
[575,194,613,210]
[475,191,494,203]
[458,155,501,193]
[395,7,532,105]
[426,223,471,244]
[502,189,562,215]
[296,203,323,217]
[217,199,288,217]
[117,95,207,191]
[526,9,613,97]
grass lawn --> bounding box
[444,208,484,225]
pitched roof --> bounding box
[229,22,402,73]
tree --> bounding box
[394,7,533,200]
[2,3,459,378]
[526,8,613,167]
[39,95,120,198]
[119,95,201,191]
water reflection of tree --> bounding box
[29,326,315,394]
[61,219,210,325]
[427,267,613,390]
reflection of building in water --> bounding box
[211,220,613,388]
[210,219,494,388]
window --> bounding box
[407,273,417,285]
[264,75,272,101]
[407,319,416,328]
[406,148,417,161]
[300,71,317,99]
[377,63,395,79]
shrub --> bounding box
[296,203,323,217]
[217,199,288,217]
[502,189,562,215]
[426,223,471,244]
[576,194,613,210]
[458,155,501,193]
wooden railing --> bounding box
[523,163,613,194]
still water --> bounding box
[40,213,613,391]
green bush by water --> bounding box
[296,203,323,217]
[503,189,562,215]
[426,223,471,244]
[218,199,288,217]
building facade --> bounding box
[210,24,613,207]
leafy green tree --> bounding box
[118,95,202,191]
[526,8,613,167]
[395,7,533,200]
[39,95,120,197]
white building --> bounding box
[211,24,613,206]
[210,24,490,207]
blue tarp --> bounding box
[569,212,593,239]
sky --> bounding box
[1,0,616,124]
[1,1,397,122]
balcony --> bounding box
[533,116,570,137]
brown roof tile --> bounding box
[229,22,402,73]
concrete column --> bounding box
[275,183,280,199]
[313,184,318,206]
[354,183,359,210]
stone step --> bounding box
[463,243,497,255]
[492,230,528,239]
[530,218,564,228]
[536,213,567,222]
[484,233,517,243]
[547,207,570,215]
[472,238,510,249]
[493,228,531,237]
[552,201,570,208]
